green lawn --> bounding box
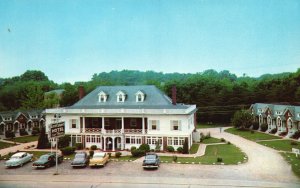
[189,143,199,154]
[5,135,39,143]
[201,137,223,144]
[112,155,139,161]
[258,140,300,152]
[1,151,49,160]
[197,124,225,129]
[160,144,246,165]
[281,152,300,178]
[0,141,17,150]
[225,128,281,141]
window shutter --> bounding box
[170,120,173,131]
[69,120,72,129]
[179,120,182,131]
[157,120,160,131]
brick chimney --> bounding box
[172,85,176,105]
[78,85,85,100]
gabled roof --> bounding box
[70,85,192,110]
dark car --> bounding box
[142,152,160,169]
[32,153,63,169]
[71,152,89,167]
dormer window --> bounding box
[135,90,145,102]
[98,91,108,103]
[116,91,126,103]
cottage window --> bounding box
[167,137,173,145]
[179,137,185,145]
[136,137,142,144]
[76,136,82,143]
[146,137,151,144]
[150,120,159,130]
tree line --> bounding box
[1,69,299,123]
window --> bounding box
[76,136,82,143]
[131,137,135,144]
[171,120,181,131]
[168,137,173,145]
[137,94,142,102]
[105,119,110,127]
[126,137,130,144]
[86,136,90,142]
[118,95,123,102]
[150,120,159,130]
[98,91,108,102]
[116,91,126,102]
[91,135,95,142]
[147,137,151,145]
[135,91,145,102]
[298,113,300,118]
[130,119,137,128]
[136,137,142,144]
[179,137,185,145]
[71,119,77,129]
[96,135,101,143]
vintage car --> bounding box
[89,152,109,167]
[5,152,33,168]
[71,152,89,167]
[142,152,160,169]
[32,153,63,168]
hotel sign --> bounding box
[50,122,65,138]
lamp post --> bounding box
[53,113,61,175]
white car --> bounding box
[5,152,33,168]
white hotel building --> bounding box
[45,85,197,151]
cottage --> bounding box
[45,85,197,151]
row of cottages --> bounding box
[45,85,197,151]
[0,110,45,135]
[250,103,300,138]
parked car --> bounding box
[5,152,33,168]
[89,152,109,167]
[71,152,89,167]
[142,152,160,169]
[32,153,63,169]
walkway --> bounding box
[199,127,299,183]
[0,141,38,156]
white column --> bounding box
[112,137,115,151]
[103,137,106,151]
[142,117,145,134]
[121,137,124,150]
[102,117,105,132]
[70,135,73,147]
[83,117,85,133]
[121,117,124,133]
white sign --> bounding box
[50,122,65,138]
[292,148,300,157]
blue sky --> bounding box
[0,0,299,83]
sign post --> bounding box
[50,113,64,175]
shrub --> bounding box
[177,147,183,153]
[270,128,277,134]
[150,149,155,152]
[90,145,97,150]
[115,152,122,158]
[260,123,268,132]
[58,135,71,148]
[166,146,175,152]
[139,144,150,152]
[75,143,83,150]
[292,130,300,139]
[37,127,49,149]
[200,132,204,142]
[19,129,29,136]
[182,138,189,154]
[250,130,254,134]
[60,146,76,155]
[108,152,112,158]
[217,157,223,162]
[220,138,226,142]
[252,122,259,130]
[290,141,298,146]
[5,130,15,139]
[131,146,137,152]
[131,149,145,157]
[89,150,94,157]
[227,141,231,145]
[279,132,287,137]
[172,155,177,162]
[204,132,211,139]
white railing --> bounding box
[124,129,146,134]
[103,129,122,135]
[85,128,101,133]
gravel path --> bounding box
[199,127,299,183]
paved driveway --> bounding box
[199,127,299,183]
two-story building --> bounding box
[45,85,197,151]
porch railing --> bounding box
[85,128,101,133]
[124,129,146,134]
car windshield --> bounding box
[93,153,105,158]
[40,155,49,160]
[145,155,156,160]
[75,154,85,158]
[10,156,20,159]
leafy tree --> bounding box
[231,110,253,130]
[37,127,50,149]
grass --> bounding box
[196,124,225,129]
[111,155,139,161]
[201,137,223,144]
[281,152,300,178]
[225,128,281,141]
[160,144,246,165]
[189,143,199,154]
[5,135,39,143]
[258,140,300,152]
[0,141,17,150]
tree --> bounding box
[37,127,49,149]
[20,70,48,81]
[231,110,253,130]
